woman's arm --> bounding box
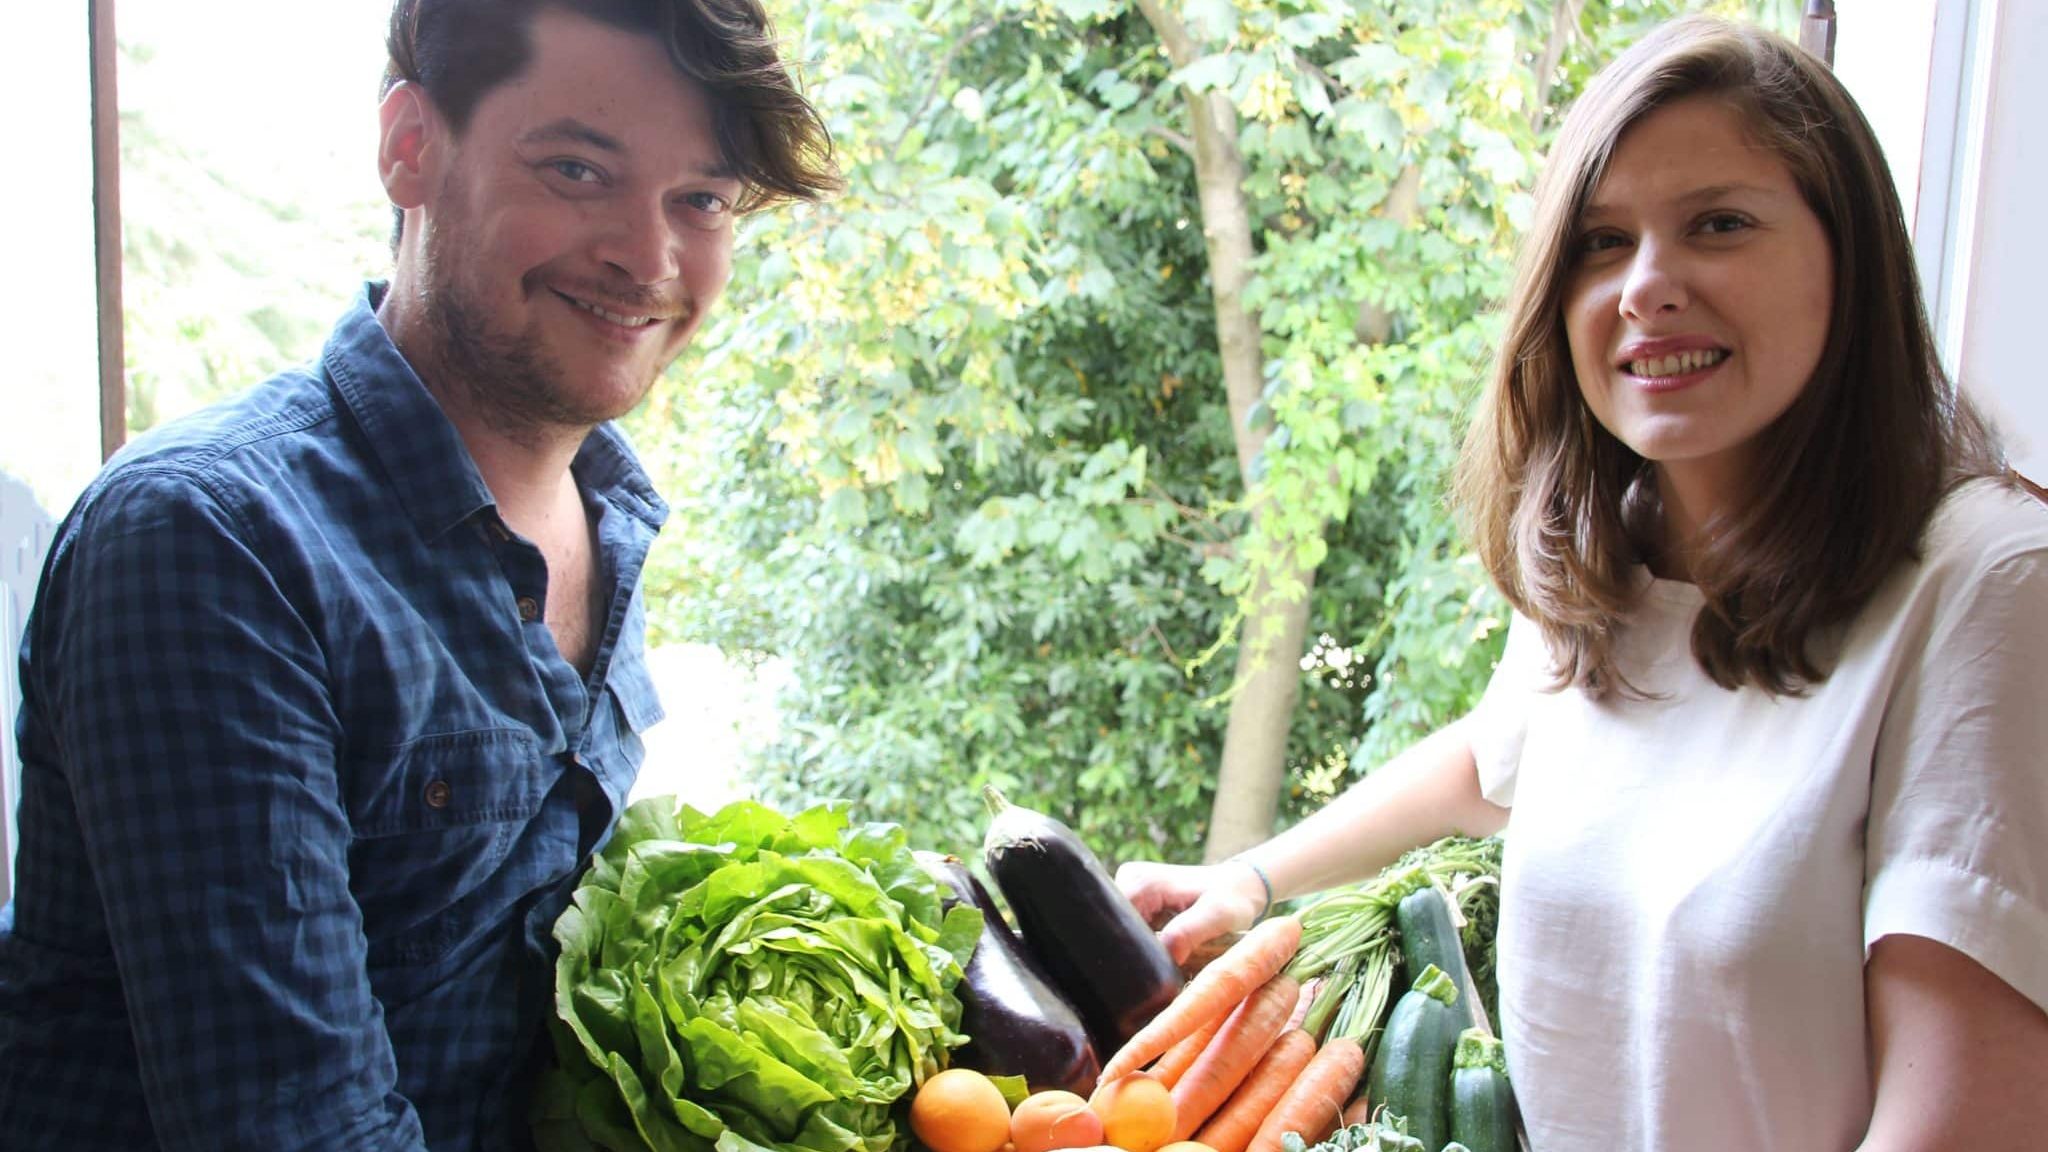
[1117,716,1508,963]
[1858,933,2048,1151]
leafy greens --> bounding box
[538,799,982,1152]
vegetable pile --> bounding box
[1287,837,1504,1066]
[540,792,1513,1152]
[1053,837,1515,1152]
[537,799,984,1152]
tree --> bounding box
[630,0,1773,863]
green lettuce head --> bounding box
[538,799,982,1152]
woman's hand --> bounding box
[1114,859,1269,967]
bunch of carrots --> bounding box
[1092,916,1367,1152]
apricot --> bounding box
[1088,1074,1177,1152]
[1011,1090,1106,1152]
[911,1068,1014,1152]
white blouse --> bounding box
[1469,479,2048,1151]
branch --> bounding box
[1290,50,1340,106]
[1131,0,1201,71]
[1135,486,1229,536]
[1146,622,1185,666]
[890,17,1006,161]
[1146,123,1196,158]
[1531,0,1586,131]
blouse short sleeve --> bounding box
[1864,488,2048,1012]
[1468,611,1548,809]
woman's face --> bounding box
[1562,96,1834,513]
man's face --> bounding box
[407,8,741,432]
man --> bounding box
[0,1,836,1148]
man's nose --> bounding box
[595,196,681,286]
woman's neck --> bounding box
[1651,462,1744,583]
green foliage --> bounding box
[117,39,389,436]
[631,0,1777,863]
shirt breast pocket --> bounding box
[344,728,551,967]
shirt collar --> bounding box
[323,282,668,541]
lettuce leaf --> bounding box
[542,799,979,1152]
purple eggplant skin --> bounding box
[917,852,1103,1095]
[979,787,1186,1057]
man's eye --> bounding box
[682,191,732,216]
[549,160,602,184]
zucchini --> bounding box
[1394,886,1469,995]
[982,786,1184,1054]
[1363,964,1461,1152]
[1448,1030,1515,1152]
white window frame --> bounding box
[1845,0,2046,478]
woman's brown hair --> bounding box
[1454,14,2005,696]
[383,0,839,240]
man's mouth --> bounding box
[553,289,670,329]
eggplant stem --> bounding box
[982,784,1011,816]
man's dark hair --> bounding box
[383,0,838,243]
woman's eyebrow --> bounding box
[1579,181,1783,221]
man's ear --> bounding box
[379,81,438,212]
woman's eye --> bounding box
[1575,230,1627,255]
[1698,212,1750,235]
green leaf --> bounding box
[1171,54,1238,95]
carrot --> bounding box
[1338,1094,1374,1130]
[1147,1012,1226,1089]
[1169,974,1300,1140]
[1245,1038,1366,1152]
[1101,915,1304,1083]
[1191,1029,1317,1152]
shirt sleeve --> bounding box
[1468,611,1546,809]
[1863,539,2048,1013]
[41,468,429,1151]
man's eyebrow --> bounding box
[1579,181,1782,221]
[517,116,741,181]
[519,118,625,153]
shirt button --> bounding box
[517,596,540,622]
[423,780,453,809]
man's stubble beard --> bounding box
[415,215,665,449]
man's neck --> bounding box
[377,279,590,528]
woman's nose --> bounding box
[1618,238,1689,319]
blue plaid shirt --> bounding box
[0,283,667,1151]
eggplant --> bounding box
[917,851,1102,1095]
[980,786,1185,1057]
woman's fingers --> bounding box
[1115,860,1201,924]
[1157,887,1260,966]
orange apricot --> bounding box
[911,1068,1014,1152]
[1089,1074,1177,1152]
[1011,1090,1106,1152]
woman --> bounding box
[1118,16,2048,1150]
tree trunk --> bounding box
[1134,0,1320,861]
